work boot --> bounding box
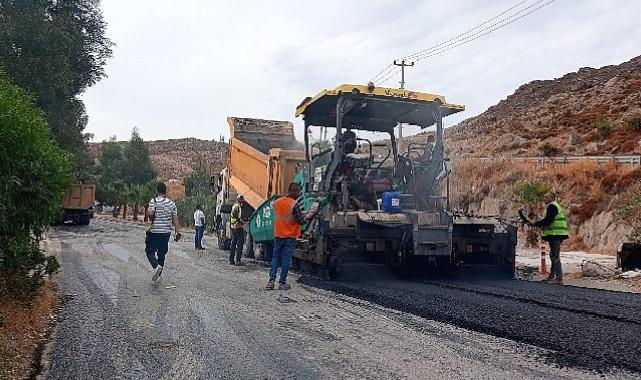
[265,280,275,290]
[550,278,563,285]
[278,283,291,290]
[229,260,235,265]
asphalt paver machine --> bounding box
[251,84,516,279]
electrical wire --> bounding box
[369,0,558,85]
[401,0,534,61]
[409,0,557,63]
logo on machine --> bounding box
[384,89,418,99]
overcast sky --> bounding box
[82,0,641,143]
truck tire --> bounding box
[79,215,91,226]
[217,230,231,250]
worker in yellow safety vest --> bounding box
[529,191,569,284]
[229,195,247,266]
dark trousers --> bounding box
[548,238,563,280]
[194,226,204,249]
[269,237,295,283]
[145,232,171,269]
[229,228,245,263]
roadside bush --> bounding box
[174,192,216,229]
[614,184,641,243]
[539,142,559,157]
[626,114,641,131]
[0,72,73,301]
[594,115,612,138]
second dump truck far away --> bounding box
[60,183,96,225]
[249,83,517,278]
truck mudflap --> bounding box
[452,216,517,278]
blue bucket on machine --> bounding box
[382,191,401,213]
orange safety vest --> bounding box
[274,196,301,238]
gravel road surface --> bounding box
[42,218,638,379]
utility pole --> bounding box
[393,60,414,138]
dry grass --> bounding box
[451,158,640,251]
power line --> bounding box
[408,0,556,62]
[369,0,558,84]
[370,0,532,83]
[400,0,532,61]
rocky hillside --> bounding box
[88,138,229,181]
[442,55,641,253]
[445,55,641,157]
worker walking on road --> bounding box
[194,205,205,250]
[229,195,247,266]
[266,182,317,290]
[530,191,568,285]
[145,182,181,282]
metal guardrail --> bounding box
[453,155,641,165]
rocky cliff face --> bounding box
[445,55,641,157]
[88,138,229,181]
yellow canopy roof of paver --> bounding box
[295,84,465,132]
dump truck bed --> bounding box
[61,184,95,210]
[227,117,305,210]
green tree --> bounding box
[0,0,113,178]
[184,160,212,196]
[0,71,73,300]
[123,128,157,186]
[96,137,125,205]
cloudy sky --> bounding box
[82,0,641,142]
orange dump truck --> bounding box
[213,117,305,250]
[61,183,96,225]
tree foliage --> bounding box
[176,162,215,227]
[0,71,73,300]
[95,129,158,221]
[0,0,113,178]
[96,137,125,205]
[123,128,157,186]
[513,180,552,209]
[184,160,212,197]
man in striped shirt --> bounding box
[146,182,181,282]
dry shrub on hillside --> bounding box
[451,158,640,250]
[620,140,637,153]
